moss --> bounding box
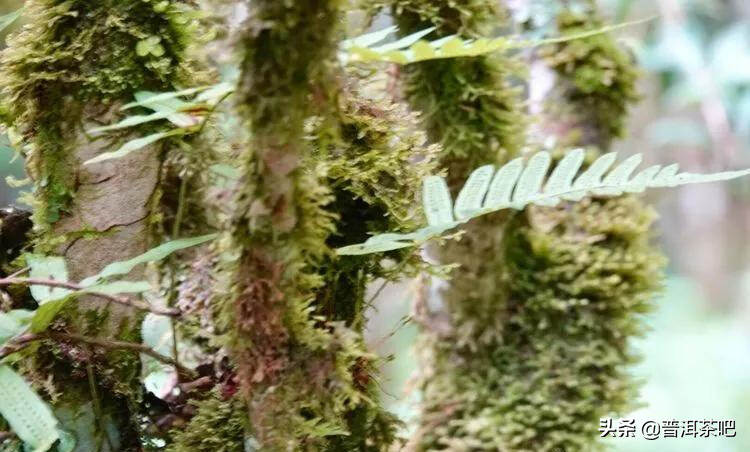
[0,1,200,447]
[0,0,196,232]
[223,1,404,449]
[314,80,438,327]
[167,394,247,452]
[390,1,665,451]
[539,8,640,148]
[390,0,526,185]
[415,197,664,451]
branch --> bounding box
[0,332,195,377]
[0,277,180,317]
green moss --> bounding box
[314,81,438,327]
[167,394,247,452]
[0,0,196,231]
[539,9,640,148]
[390,2,665,451]
[224,1,403,449]
[391,0,526,185]
[416,197,663,451]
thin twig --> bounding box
[0,277,180,317]
[0,332,195,377]
[365,249,416,306]
[6,266,30,279]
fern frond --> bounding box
[84,82,235,165]
[336,149,750,255]
[339,17,654,65]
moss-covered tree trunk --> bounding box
[0,1,195,449]
[217,1,411,449]
[389,1,666,450]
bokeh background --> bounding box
[1,0,749,450]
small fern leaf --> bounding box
[340,25,398,49]
[80,234,217,286]
[513,152,551,206]
[84,130,182,165]
[88,111,177,134]
[423,176,454,226]
[485,157,524,209]
[652,163,680,186]
[0,310,33,345]
[335,239,413,256]
[121,86,208,110]
[0,9,21,34]
[0,365,59,451]
[454,165,494,220]
[336,150,750,256]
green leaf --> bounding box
[132,92,198,128]
[121,86,210,110]
[31,298,70,333]
[83,130,181,165]
[140,314,176,398]
[341,17,655,64]
[0,365,59,452]
[544,148,585,195]
[340,25,397,49]
[194,82,235,104]
[26,255,71,304]
[485,157,523,209]
[513,152,551,205]
[0,9,22,34]
[562,152,617,201]
[0,310,33,345]
[337,150,750,255]
[80,234,218,286]
[368,27,435,52]
[88,111,179,134]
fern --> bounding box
[84,83,234,165]
[0,365,60,452]
[84,19,652,165]
[336,149,750,255]
[339,17,653,65]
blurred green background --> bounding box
[1,0,749,450]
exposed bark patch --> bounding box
[53,112,160,326]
